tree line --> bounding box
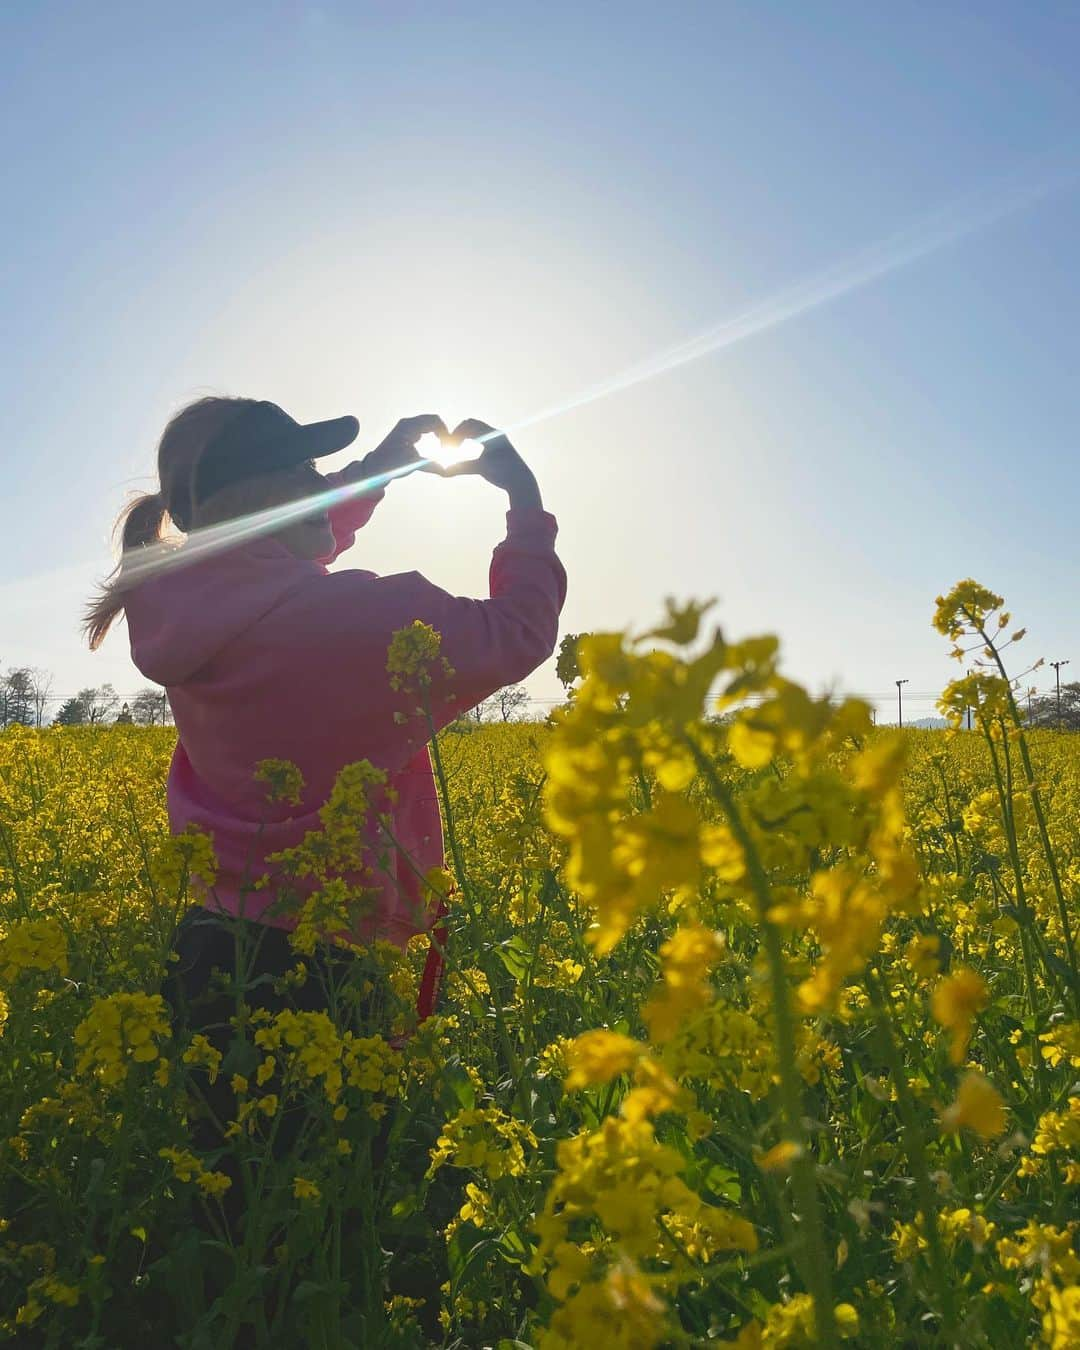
[0,669,173,728]
[0,667,538,729]
[1024,681,1080,732]
[4,646,1077,733]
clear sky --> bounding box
[3,1,1079,723]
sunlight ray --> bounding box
[76,152,1079,591]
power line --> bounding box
[10,687,1072,710]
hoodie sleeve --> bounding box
[318,507,567,737]
[317,466,386,565]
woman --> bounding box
[83,393,566,1124]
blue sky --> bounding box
[3,1,1079,722]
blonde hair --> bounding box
[83,395,258,650]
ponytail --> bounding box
[84,394,257,654]
[121,490,169,551]
[83,491,169,651]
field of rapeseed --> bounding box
[2,578,1079,1348]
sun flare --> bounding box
[414,432,484,469]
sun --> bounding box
[414,431,484,469]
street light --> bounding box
[1051,660,1070,731]
[895,678,909,728]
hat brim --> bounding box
[295,414,360,461]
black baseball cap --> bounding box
[193,401,360,506]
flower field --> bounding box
[2,579,1079,1348]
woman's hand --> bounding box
[345,414,450,483]
[443,419,544,512]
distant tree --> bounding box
[467,695,496,724]
[463,685,531,724]
[1,669,35,728]
[28,668,54,727]
[54,697,86,726]
[494,683,530,723]
[556,633,585,692]
[131,687,169,725]
[79,684,120,725]
[1024,681,1080,732]
[114,703,134,724]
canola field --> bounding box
[1,580,1079,1349]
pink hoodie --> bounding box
[124,471,567,949]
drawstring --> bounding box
[415,899,449,1023]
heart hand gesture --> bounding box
[351,414,451,482]
[441,420,543,512]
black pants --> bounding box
[159,910,453,1345]
[160,908,374,1243]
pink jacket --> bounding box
[124,471,567,948]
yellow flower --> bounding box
[565,1030,644,1089]
[196,1170,233,1199]
[0,917,69,984]
[1041,1022,1080,1069]
[386,621,453,690]
[931,967,988,1064]
[905,934,941,979]
[756,1140,803,1174]
[642,921,725,1043]
[293,1176,321,1202]
[182,1033,222,1083]
[941,1071,1007,1139]
[1043,1284,1080,1348]
[254,757,305,805]
[74,993,172,1087]
[427,1107,536,1182]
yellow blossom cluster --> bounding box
[0,917,69,985]
[73,991,171,1087]
[427,1106,537,1182]
[158,1146,232,1199]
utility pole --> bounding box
[896,678,909,729]
[1051,660,1070,731]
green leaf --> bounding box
[496,935,534,981]
[442,1062,477,1110]
[447,1222,497,1290]
[221,1036,259,1078]
[391,1194,419,1219]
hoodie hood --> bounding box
[124,538,320,686]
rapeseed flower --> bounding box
[931,966,989,1064]
[940,1071,1007,1139]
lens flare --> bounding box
[501,153,1078,438]
[67,149,1078,598]
[111,463,417,591]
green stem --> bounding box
[422,697,529,1113]
[978,716,1048,1098]
[865,969,957,1339]
[975,622,1080,1018]
[682,731,836,1347]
